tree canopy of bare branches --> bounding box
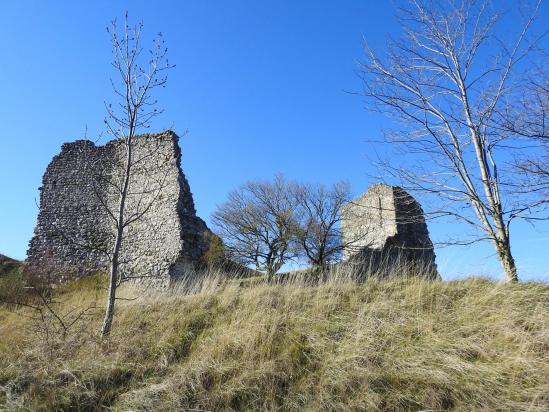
[292,181,351,268]
[212,176,298,281]
[498,62,548,201]
[361,0,547,282]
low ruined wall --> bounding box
[27,131,209,285]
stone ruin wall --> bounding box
[340,184,398,257]
[340,184,438,278]
[27,131,209,286]
[28,134,439,285]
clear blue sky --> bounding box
[0,0,547,281]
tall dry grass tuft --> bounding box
[1,265,548,411]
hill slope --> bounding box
[0,254,20,277]
[0,275,548,411]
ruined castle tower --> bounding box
[340,184,438,278]
[27,131,210,286]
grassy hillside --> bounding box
[0,272,548,411]
[0,254,20,277]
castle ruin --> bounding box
[28,133,438,284]
[340,184,438,279]
[27,131,210,286]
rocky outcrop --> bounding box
[27,131,210,286]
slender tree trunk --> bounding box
[494,230,518,283]
[101,139,132,337]
[499,248,518,283]
[266,265,274,284]
[101,239,120,337]
[265,250,274,283]
[456,72,520,283]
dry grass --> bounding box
[0,269,548,411]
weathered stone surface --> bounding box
[340,184,438,279]
[27,131,210,286]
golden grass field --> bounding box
[0,266,548,411]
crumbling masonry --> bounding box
[340,184,438,279]
[27,131,210,286]
[28,132,438,284]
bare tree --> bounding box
[212,176,297,282]
[98,13,173,336]
[496,62,548,202]
[292,181,351,268]
[360,0,546,282]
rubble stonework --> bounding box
[340,184,438,279]
[28,135,439,285]
[27,131,209,286]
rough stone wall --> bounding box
[27,131,209,286]
[340,184,398,256]
[340,184,438,278]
